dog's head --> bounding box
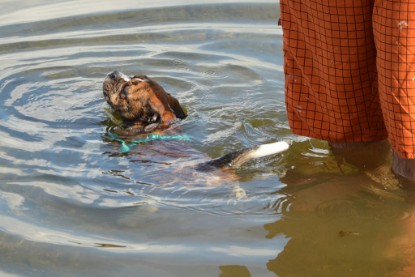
[103,71,186,130]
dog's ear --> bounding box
[145,77,187,121]
[165,93,187,119]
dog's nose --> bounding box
[107,71,119,80]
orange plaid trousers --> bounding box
[280,0,415,158]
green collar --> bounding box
[106,132,190,153]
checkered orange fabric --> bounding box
[280,0,415,159]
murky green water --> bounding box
[1,0,415,276]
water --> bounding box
[1,1,414,276]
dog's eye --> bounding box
[148,113,160,123]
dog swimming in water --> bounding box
[103,70,289,172]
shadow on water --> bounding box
[2,0,415,276]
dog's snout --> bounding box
[107,70,131,82]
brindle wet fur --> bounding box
[103,71,186,135]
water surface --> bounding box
[0,1,414,276]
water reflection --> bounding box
[218,265,251,277]
[265,140,413,276]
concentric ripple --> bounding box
[0,0,285,208]
[0,1,291,276]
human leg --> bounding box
[280,0,387,144]
[330,140,390,171]
[372,0,415,180]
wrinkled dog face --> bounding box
[103,71,186,131]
